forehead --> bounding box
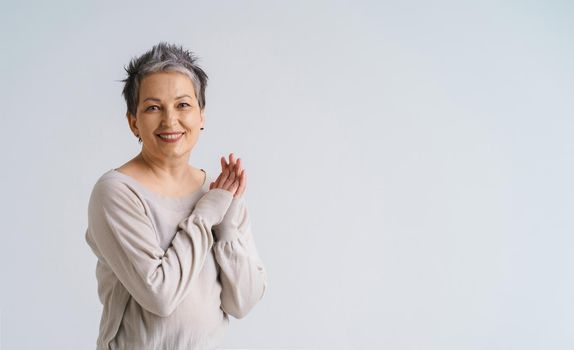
[139,71,196,100]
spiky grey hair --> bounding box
[120,42,208,117]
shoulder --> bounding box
[89,170,144,210]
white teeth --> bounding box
[158,133,182,140]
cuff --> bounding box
[191,188,234,226]
[213,195,245,242]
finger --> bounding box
[233,170,245,198]
[213,171,224,188]
[235,158,243,177]
[223,162,236,189]
[220,156,228,172]
[217,166,231,188]
[236,169,246,197]
[234,164,243,190]
[230,174,240,195]
[228,153,237,172]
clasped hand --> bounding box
[209,153,246,199]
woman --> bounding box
[85,42,267,350]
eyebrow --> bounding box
[143,95,193,102]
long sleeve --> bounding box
[212,195,267,319]
[86,179,234,317]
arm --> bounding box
[86,179,233,317]
[212,196,268,319]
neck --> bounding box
[136,151,192,183]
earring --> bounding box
[136,134,142,143]
[200,127,204,130]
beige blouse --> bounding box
[84,168,267,350]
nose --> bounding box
[161,106,179,126]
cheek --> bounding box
[184,115,201,128]
[189,110,203,122]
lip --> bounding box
[156,132,184,143]
[157,132,185,135]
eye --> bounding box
[178,102,192,108]
[145,105,160,111]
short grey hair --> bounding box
[120,42,208,117]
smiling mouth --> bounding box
[156,133,185,142]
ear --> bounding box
[126,111,139,136]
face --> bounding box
[127,71,205,162]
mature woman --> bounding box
[85,42,267,350]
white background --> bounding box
[1,0,573,349]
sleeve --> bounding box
[212,195,268,319]
[86,179,234,317]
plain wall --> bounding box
[1,0,573,349]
